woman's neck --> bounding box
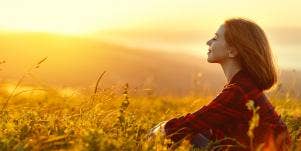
[220,59,242,83]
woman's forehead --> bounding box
[216,25,225,35]
[215,25,225,38]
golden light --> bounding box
[0,0,135,34]
[58,87,78,98]
[0,0,300,77]
[1,0,301,34]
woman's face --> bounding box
[206,25,231,63]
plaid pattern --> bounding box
[164,69,291,149]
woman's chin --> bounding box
[207,58,214,63]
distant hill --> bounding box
[0,31,300,97]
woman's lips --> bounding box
[208,49,212,54]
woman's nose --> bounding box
[206,39,212,46]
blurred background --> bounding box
[0,0,300,97]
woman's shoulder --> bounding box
[219,81,264,107]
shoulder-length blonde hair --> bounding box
[224,18,277,90]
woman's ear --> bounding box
[228,47,239,58]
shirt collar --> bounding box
[223,69,250,88]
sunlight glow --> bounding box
[1,0,300,34]
[0,0,300,72]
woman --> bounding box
[150,18,291,150]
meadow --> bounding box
[0,33,301,151]
[0,73,301,151]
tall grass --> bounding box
[0,64,300,150]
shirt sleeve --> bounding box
[164,84,246,142]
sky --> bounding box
[1,0,301,33]
[0,0,301,69]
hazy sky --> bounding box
[1,0,301,33]
[0,0,301,69]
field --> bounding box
[0,46,301,151]
[0,78,301,151]
[1,0,301,150]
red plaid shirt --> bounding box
[164,69,291,150]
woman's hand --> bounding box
[148,121,167,140]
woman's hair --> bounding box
[224,18,277,90]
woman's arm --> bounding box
[164,84,246,142]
